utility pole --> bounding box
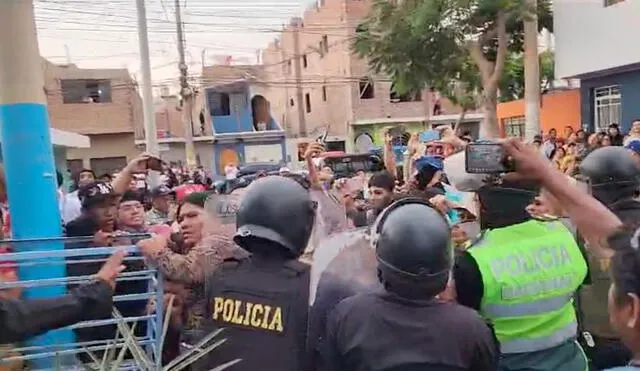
[0,1,73,367]
[175,0,197,168]
[292,19,307,138]
[524,0,541,141]
[136,0,160,187]
[279,41,291,136]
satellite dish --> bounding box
[354,133,373,153]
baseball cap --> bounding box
[150,185,174,198]
[626,140,640,154]
[78,181,117,208]
[120,190,145,204]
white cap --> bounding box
[443,151,487,192]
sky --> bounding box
[34,0,316,92]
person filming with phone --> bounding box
[445,140,591,371]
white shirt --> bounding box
[60,190,82,224]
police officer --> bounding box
[199,176,315,371]
[321,198,498,371]
[454,178,589,371]
[576,146,640,369]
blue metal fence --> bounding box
[0,235,164,370]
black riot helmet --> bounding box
[372,198,452,299]
[477,177,538,230]
[234,176,316,257]
[579,146,640,206]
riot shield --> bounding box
[307,227,379,368]
[309,227,377,304]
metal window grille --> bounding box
[594,85,621,132]
[503,116,526,137]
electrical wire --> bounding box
[34,0,377,99]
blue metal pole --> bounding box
[0,0,73,368]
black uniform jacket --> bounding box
[0,280,112,344]
[322,289,498,371]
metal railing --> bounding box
[0,235,164,370]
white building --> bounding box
[553,0,640,133]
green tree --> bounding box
[353,0,553,137]
[499,50,556,102]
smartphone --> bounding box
[419,130,441,143]
[146,156,164,171]
[465,143,514,174]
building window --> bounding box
[390,83,422,102]
[305,93,312,113]
[319,35,329,57]
[503,116,526,137]
[322,86,327,102]
[359,77,374,99]
[604,0,625,7]
[594,85,621,132]
[302,54,308,68]
[60,79,112,104]
[290,98,295,106]
[209,92,231,116]
[287,59,292,74]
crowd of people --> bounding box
[536,120,640,176]
[1,120,640,371]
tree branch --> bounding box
[466,39,493,86]
[488,11,508,90]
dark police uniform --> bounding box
[202,256,310,371]
[578,146,640,370]
[196,175,317,371]
[321,198,499,371]
[323,289,497,371]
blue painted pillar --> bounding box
[0,0,73,368]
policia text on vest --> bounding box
[212,297,284,333]
[490,244,574,300]
[469,220,587,355]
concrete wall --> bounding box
[66,133,141,169]
[554,0,640,78]
[42,60,143,137]
[157,142,214,173]
[497,89,582,136]
[580,69,640,133]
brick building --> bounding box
[42,59,144,176]
[261,0,474,157]
[134,92,215,171]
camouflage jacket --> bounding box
[147,231,249,333]
[145,208,170,226]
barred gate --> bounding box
[0,235,164,370]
